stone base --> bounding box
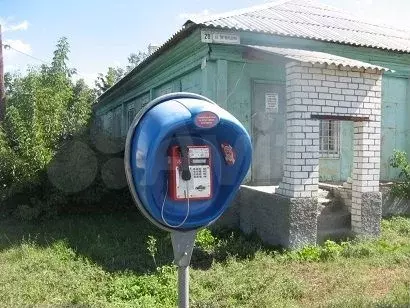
[360,192,382,237]
[215,187,318,249]
[288,197,318,249]
[239,188,290,247]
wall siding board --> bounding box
[380,76,409,180]
[155,83,174,98]
[216,59,228,110]
[181,69,202,93]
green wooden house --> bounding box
[94,0,410,185]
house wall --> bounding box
[95,31,210,138]
[318,75,409,182]
[94,29,410,182]
[238,30,410,182]
[226,59,286,133]
[277,62,382,198]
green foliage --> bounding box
[94,50,148,97]
[382,216,410,236]
[294,245,322,262]
[0,37,95,218]
[94,67,124,97]
[0,215,409,307]
[389,150,410,198]
[147,235,158,268]
[107,266,177,307]
[195,228,217,251]
[126,51,148,73]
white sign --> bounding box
[201,30,240,45]
[265,93,279,114]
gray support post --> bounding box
[178,266,189,308]
[171,230,197,308]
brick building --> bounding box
[94,0,410,247]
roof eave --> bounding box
[97,22,200,104]
[198,24,410,54]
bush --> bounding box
[195,229,217,252]
[0,37,100,219]
[389,150,410,198]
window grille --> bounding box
[319,120,340,158]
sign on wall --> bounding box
[201,30,240,45]
[265,92,279,114]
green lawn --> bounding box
[0,210,409,307]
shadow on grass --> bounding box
[0,210,274,275]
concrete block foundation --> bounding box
[214,186,318,249]
[288,197,318,248]
[360,192,382,236]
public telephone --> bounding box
[168,145,212,201]
[126,93,253,308]
[126,92,251,231]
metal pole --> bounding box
[178,265,189,308]
[171,230,196,308]
[0,24,5,121]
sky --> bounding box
[1,0,410,86]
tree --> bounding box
[0,37,94,188]
[126,51,148,73]
[4,72,13,94]
[94,50,148,97]
[94,66,124,97]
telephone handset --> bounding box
[169,145,212,201]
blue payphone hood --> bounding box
[125,93,252,232]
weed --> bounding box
[146,235,158,268]
[195,229,216,252]
[389,150,410,198]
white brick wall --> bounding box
[278,61,383,223]
[285,62,382,122]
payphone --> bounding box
[168,145,212,201]
[125,92,252,308]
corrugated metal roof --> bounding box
[188,0,410,53]
[99,0,406,102]
[247,45,389,70]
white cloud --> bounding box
[73,72,99,88]
[355,0,373,5]
[178,9,212,22]
[4,64,18,72]
[3,39,32,56]
[0,18,29,32]
[3,39,32,73]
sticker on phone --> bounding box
[194,111,219,129]
[221,143,235,165]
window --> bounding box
[112,107,122,138]
[127,106,135,129]
[319,120,340,158]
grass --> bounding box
[0,211,409,307]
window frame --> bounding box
[319,120,341,159]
